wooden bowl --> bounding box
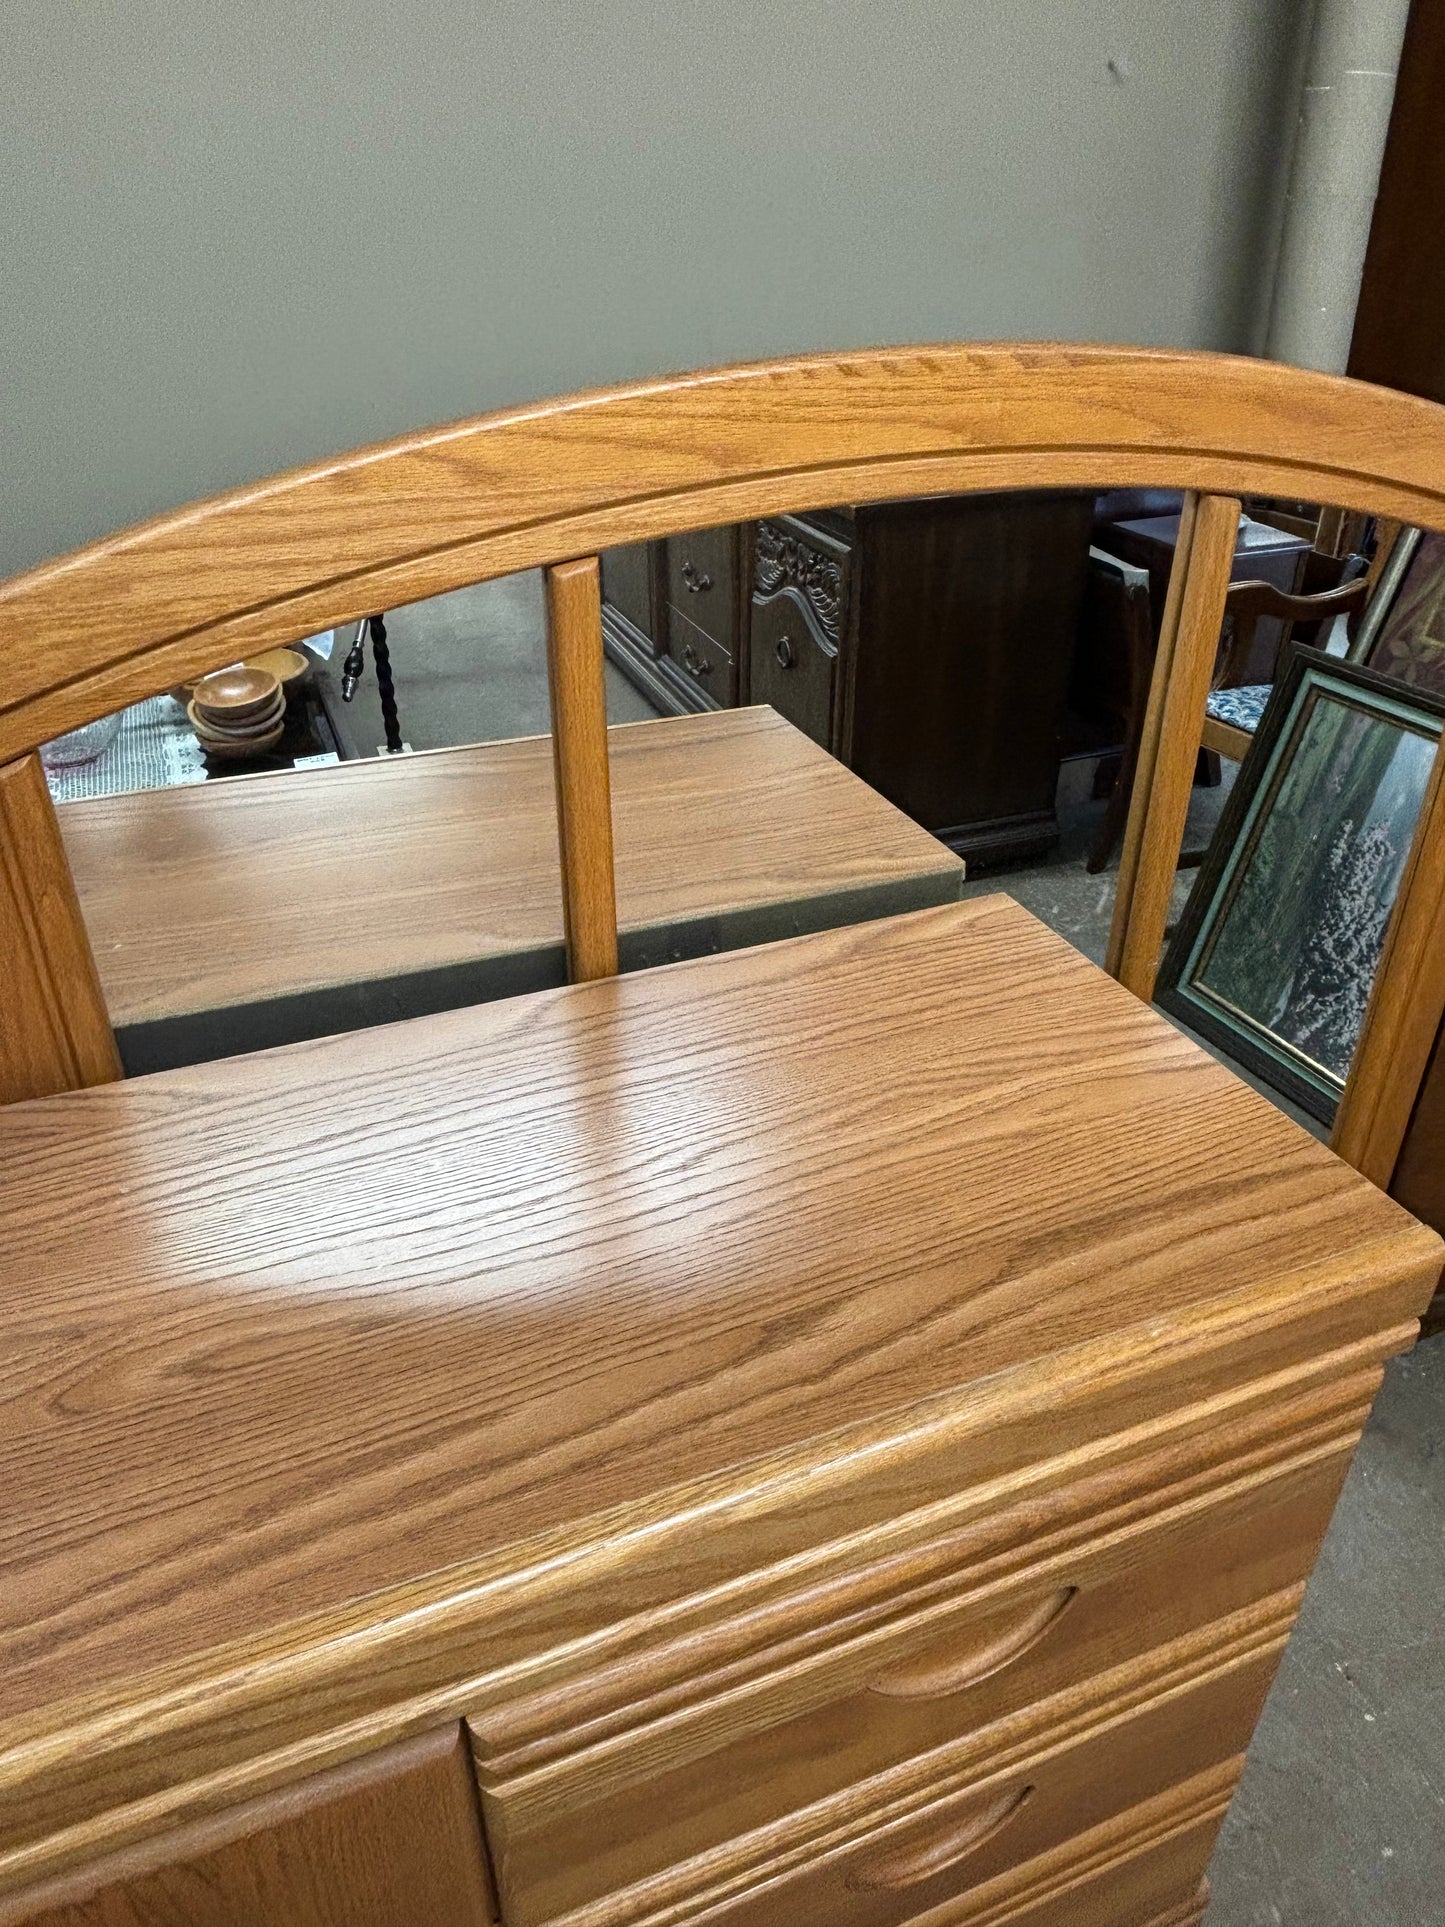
[196,721,286,761]
[246,647,311,688]
[187,697,285,742]
[192,666,282,720]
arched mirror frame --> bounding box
[3,342,1445,1188]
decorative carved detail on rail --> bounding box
[753,522,843,644]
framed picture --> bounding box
[1349,525,1445,695]
[1156,645,1444,1124]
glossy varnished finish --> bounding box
[473,1459,1348,1923]
[544,558,619,982]
[1106,494,1202,979]
[1332,737,1445,1184]
[0,897,1438,1896]
[0,895,1429,1712]
[1389,1007,1445,1326]
[7,346,1445,762]
[4,346,1445,1920]
[1113,494,1240,1000]
[0,1727,496,1927]
[57,708,962,1035]
[0,755,121,1103]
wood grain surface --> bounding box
[545,557,619,982]
[6,346,1445,760]
[474,1463,1345,1922]
[1333,732,1445,1184]
[57,708,962,1029]
[553,1621,1287,1927]
[1105,494,1200,980]
[0,895,1434,1752]
[0,1727,495,1927]
[1114,495,1240,1000]
[0,755,121,1103]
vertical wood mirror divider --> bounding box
[1332,747,1445,1180]
[0,751,120,1105]
[1108,493,1240,1001]
[4,346,1445,1192]
[6,349,1445,1926]
[544,556,620,983]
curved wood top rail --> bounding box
[5,343,1445,760]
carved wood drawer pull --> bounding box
[865,1587,1076,1701]
[844,1783,1033,1891]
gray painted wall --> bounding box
[1,1,1309,579]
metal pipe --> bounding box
[1265,0,1412,373]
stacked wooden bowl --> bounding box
[188,666,286,759]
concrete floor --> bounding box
[332,571,654,752]
[360,572,1445,1926]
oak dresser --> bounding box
[6,344,1445,1926]
[0,896,1439,1927]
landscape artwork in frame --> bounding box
[1157,645,1444,1124]
[1350,525,1445,695]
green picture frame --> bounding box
[1156,645,1444,1124]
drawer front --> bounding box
[748,590,837,749]
[747,517,850,750]
[666,528,738,650]
[477,1453,1341,1926]
[636,1646,1272,1927]
[667,608,737,706]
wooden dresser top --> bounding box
[59,707,962,1027]
[0,895,1435,1727]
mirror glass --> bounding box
[50,489,1427,1133]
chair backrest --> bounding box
[3,343,1445,1194]
[1214,573,1373,690]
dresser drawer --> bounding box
[639,1645,1271,1927]
[666,528,738,650]
[666,608,737,706]
[747,516,849,750]
[475,1452,1342,1926]
[748,590,837,749]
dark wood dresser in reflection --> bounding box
[601,493,1095,866]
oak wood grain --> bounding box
[0,897,1436,1892]
[474,1456,1348,1921]
[1197,715,1254,763]
[5,346,1445,760]
[899,1766,1226,1927]
[0,755,122,1103]
[0,896,1427,1716]
[0,1727,495,1927]
[0,1307,1407,1893]
[59,708,961,1031]
[545,558,619,982]
[1106,493,1200,978]
[553,1619,1286,1927]
[1116,496,1240,999]
[1333,734,1445,1183]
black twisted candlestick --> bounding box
[369,613,404,754]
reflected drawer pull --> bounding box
[866,1587,1076,1700]
[775,634,795,669]
[845,1783,1033,1891]
[681,641,711,678]
[681,560,712,592]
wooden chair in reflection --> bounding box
[1087,556,1371,872]
[1198,565,1371,765]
